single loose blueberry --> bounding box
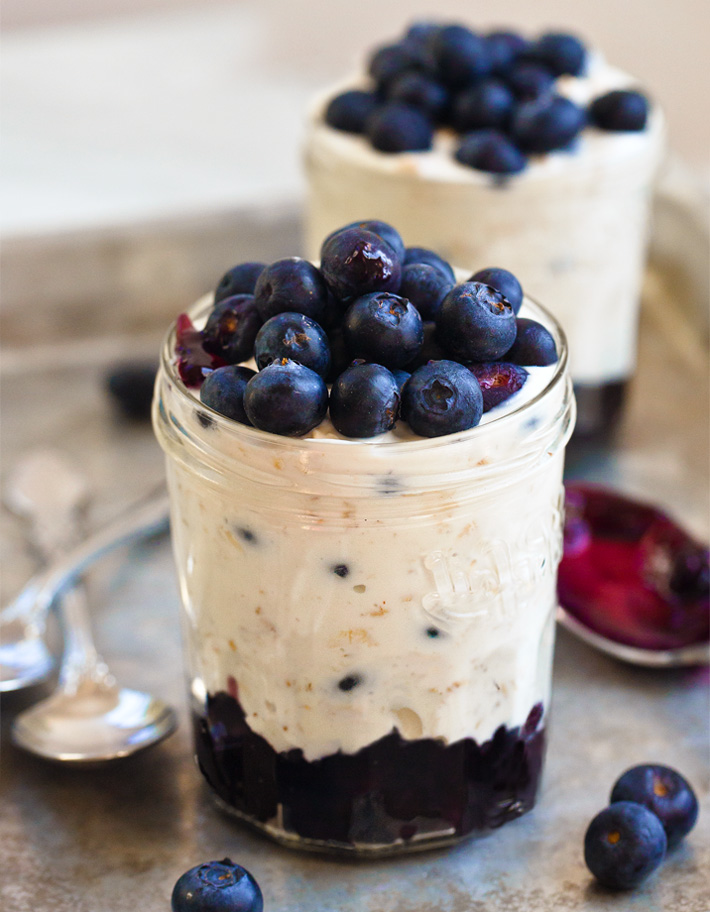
[528,32,587,77]
[202,294,262,365]
[506,61,556,101]
[584,802,667,890]
[485,30,528,74]
[455,129,527,175]
[511,94,587,153]
[200,365,256,425]
[386,71,449,121]
[433,25,492,87]
[325,219,406,263]
[330,362,400,438]
[451,80,515,132]
[244,359,328,437]
[399,263,454,321]
[325,89,379,133]
[338,674,362,692]
[254,258,329,323]
[343,292,424,368]
[254,312,330,378]
[610,765,699,849]
[403,247,456,282]
[105,362,157,421]
[436,282,518,361]
[365,102,434,153]
[505,317,558,366]
[321,227,402,300]
[171,858,263,912]
[402,360,483,437]
[589,90,650,132]
[468,362,528,411]
[214,262,266,304]
[470,267,523,313]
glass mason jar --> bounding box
[304,88,665,440]
[153,296,575,855]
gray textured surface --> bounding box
[1,240,708,911]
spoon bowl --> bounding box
[11,677,177,764]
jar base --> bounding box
[193,692,546,856]
[571,379,627,443]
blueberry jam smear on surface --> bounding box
[321,22,651,172]
[173,222,558,438]
[193,690,546,848]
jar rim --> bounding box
[158,293,570,455]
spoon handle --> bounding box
[57,585,110,691]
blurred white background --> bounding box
[2,0,708,340]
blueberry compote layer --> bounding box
[194,692,546,852]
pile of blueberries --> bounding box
[324,22,650,173]
[175,219,558,439]
[584,763,699,890]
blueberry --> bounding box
[321,227,402,301]
[200,365,256,425]
[409,321,448,369]
[403,247,455,282]
[455,129,527,175]
[332,563,349,577]
[330,362,400,438]
[386,71,449,121]
[365,103,434,153]
[390,368,411,393]
[236,527,257,543]
[589,90,650,132]
[610,765,699,849]
[584,802,667,890]
[470,267,523,313]
[426,626,441,638]
[324,326,351,383]
[175,313,227,388]
[432,25,492,88]
[325,89,379,133]
[511,94,587,153]
[467,362,528,411]
[451,80,515,132]
[528,32,587,77]
[506,61,556,101]
[326,219,406,263]
[399,263,454,321]
[105,361,157,421]
[485,30,528,74]
[338,674,362,692]
[436,282,517,361]
[171,858,263,912]
[401,360,483,437]
[202,294,262,365]
[254,257,329,323]
[505,317,558,366]
[343,292,423,368]
[368,42,428,89]
[244,359,328,436]
[254,312,330,378]
[214,262,266,304]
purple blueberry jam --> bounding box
[558,484,710,651]
[193,691,546,851]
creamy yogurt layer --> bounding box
[304,56,665,386]
[159,295,571,761]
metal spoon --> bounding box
[556,606,709,668]
[5,450,177,763]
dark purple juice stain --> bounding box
[175,313,226,388]
[559,484,710,651]
[193,693,545,849]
